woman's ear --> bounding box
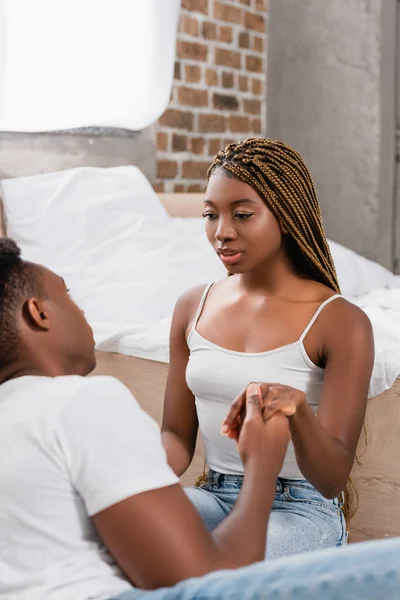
[25,298,51,331]
[281,224,288,235]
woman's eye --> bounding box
[202,212,218,220]
[234,213,253,220]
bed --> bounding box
[0,186,399,542]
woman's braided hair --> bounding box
[204,138,358,526]
[208,137,340,293]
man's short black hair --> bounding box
[0,239,45,368]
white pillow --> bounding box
[0,166,169,258]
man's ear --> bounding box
[25,298,51,331]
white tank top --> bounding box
[186,282,341,479]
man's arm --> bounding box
[93,386,289,590]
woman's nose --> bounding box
[215,219,237,242]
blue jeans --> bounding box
[185,470,347,559]
[110,536,400,599]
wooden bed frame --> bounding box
[0,190,399,542]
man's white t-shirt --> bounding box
[0,375,179,600]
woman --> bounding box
[161,138,374,559]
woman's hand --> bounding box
[221,383,305,440]
[262,384,306,419]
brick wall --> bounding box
[154,0,267,193]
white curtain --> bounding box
[0,0,180,131]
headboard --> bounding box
[0,128,156,182]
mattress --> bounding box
[0,168,399,398]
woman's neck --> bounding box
[238,252,302,297]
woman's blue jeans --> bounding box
[186,470,347,559]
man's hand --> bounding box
[221,383,290,475]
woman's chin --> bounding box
[226,264,247,274]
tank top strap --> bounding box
[191,282,215,332]
[299,294,342,342]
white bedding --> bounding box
[1,166,399,398]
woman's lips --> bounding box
[217,250,243,265]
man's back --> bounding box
[0,375,177,600]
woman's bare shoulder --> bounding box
[175,279,229,310]
[319,295,373,345]
[175,283,209,313]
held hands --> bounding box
[221,383,306,442]
[222,383,290,473]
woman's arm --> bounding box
[161,286,206,476]
[268,300,374,498]
[287,300,374,497]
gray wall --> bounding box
[267,0,397,270]
[0,126,156,182]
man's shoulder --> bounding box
[66,374,126,388]
[55,375,134,407]
[47,374,129,394]
[31,375,135,419]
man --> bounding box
[0,237,399,600]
